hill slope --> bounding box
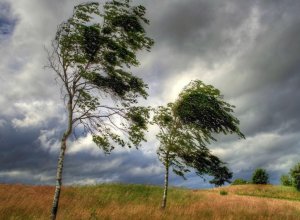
[1,183,300,219]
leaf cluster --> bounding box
[280,175,293,186]
[174,80,245,138]
[231,178,248,185]
[251,168,269,184]
[289,163,300,190]
[279,163,300,190]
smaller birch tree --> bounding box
[153,80,244,209]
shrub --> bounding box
[219,190,228,195]
[290,163,300,191]
[280,174,292,186]
[231,178,248,185]
[252,168,269,184]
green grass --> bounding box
[64,183,202,208]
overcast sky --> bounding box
[1,0,300,188]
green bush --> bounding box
[231,178,248,185]
[280,174,293,186]
[290,163,300,191]
[219,190,228,195]
[252,168,269,184]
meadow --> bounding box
[1,183,300,219]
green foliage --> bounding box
[231,178,248,185]
[280,174,293,186]
[209,165,232,187]
[219,190,228,195]
[290,163,300,191]
[83,25,101,62]
[174,80,245,138]
[49,1,154,152]
[126,106,151,147]
[252,168,269,184]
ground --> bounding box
[1,183,300,219]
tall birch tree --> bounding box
[46,1,153,219]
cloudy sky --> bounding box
[1,0,300,188]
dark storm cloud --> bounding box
[149,0,253,55]
[0,118,57,184]
[216,1,300,137]
[139,0,256,87]
[62,150,163,185]
[0,2,17,36]
[0,116,166,186]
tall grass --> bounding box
[1,183,300,219]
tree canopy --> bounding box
[290,163,300,190]
[154,80,244,208]
[174,80,245,138]
[48,1,154,152]
[252,168,269,184]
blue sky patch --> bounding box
[0,2,17,37]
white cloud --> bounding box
[0,170,53,182]
[11,101,63,128]
[68,134,96,155]
[68,176,120,185]
[0,170,30,178]
[38,128,60,153]
[68,132,159,158]
[128,164,163,176]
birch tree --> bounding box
[47,1,153,219]
[153,80,244,209]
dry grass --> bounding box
[1,183,300,219]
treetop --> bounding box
[174,80,245,139]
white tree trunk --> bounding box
[161,151,170,209]
[50,101,72,220]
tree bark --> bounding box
[161,151,170,209]
[50,100,73,220]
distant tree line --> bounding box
[231,164,300,192]
[231,168,269,185]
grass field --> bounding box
[1,183,300,219]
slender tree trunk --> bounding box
[50,100,73,220]
[161,151,170,209]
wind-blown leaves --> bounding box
[174,80,245,138]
